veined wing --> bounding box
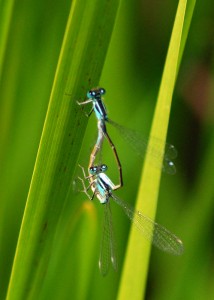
[99,202,118,276]
[108,119,177,175]
[111,194,184,255]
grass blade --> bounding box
[6,0,120,299]
[117,1,189,299]
[0,1,70,297]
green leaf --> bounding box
[6,0,120,299]
[117,0,194,299]
[32,201,98,300]
[0,1,69,298]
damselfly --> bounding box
[77,88,123,188]
[77,88,177,176]
[77,164,184,275]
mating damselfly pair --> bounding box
[75,87,183,275]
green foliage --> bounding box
[118,1,190,299]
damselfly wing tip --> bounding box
[99,260,108,277]
[111,255,118,272]
[162,160,177,175]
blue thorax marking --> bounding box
[93,98,108,121]
[92,172,114,204]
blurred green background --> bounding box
[0,0,214,299]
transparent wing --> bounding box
[108,119,177,175]
[111,194,184,255]
[99,202,118,276]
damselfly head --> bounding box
[87,87,106,99]
[89,164,108,175]
[96,164,108,173]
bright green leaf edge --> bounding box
[0,0,15,77]
[117,0,194,299]
[6,0,120,299]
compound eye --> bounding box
[87,90,96,98]
[99,88,106,95]
[101,164,107,172]
[89,166,97,174]
[87,91,91,98]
